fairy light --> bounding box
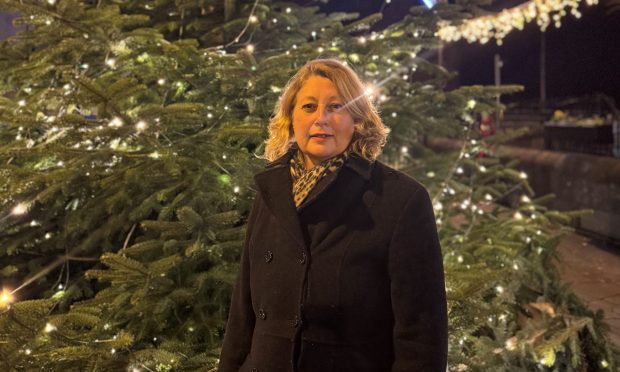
[157,78,165,85]
[105,58,116,68]
[249,15,258,23]
[44,323,56,333]
[136,120,148,131]
[286,7,292,13]
[47,0,56,4]
[12,203,28,215]
[24,348,32,355]
[519,171,528,179]
[521,195,531,203]
[108,117,123,128]
[18,99,26,107]
[1,289,14,307]
[437,0,597,44]
[246,44,255,53]
[514,211,524,220]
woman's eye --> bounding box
[302,104,316,111]
[330,103,343,110]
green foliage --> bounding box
[0,0,617,370]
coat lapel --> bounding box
[254,155,307,250]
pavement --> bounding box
[556,231,620,352]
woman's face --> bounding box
[292,75,355,169]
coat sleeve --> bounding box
[388,187,448,372]
[218,195,261,372]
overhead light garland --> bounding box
[437,0,599,44]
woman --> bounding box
[218,59,447,372]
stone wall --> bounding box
[426,137,620,241]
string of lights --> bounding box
[436,0,599,44]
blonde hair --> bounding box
[264,59,389,161]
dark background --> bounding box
[318,0,620,106]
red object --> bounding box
[480,113,496,138]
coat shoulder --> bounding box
[372,161,429,202]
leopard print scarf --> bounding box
[290,150,347,208]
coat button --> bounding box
[258,308,266,320]
[264,250,273,263]
[299,251,307,264]
[291,315,301,328]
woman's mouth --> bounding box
[310,134,333,138]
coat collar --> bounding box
[254,145,374,250]
[263,144,374,180]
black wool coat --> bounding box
[218,150,448,372]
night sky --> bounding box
[318,0,620,106]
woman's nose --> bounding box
[313,105,330,126]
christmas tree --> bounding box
[0,0,617,370]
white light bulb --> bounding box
[246,44,255,53]
[136,120,148,131]
[105,58,116,68]
[455,167,463,174]
[12,203,28,215]
[286,7,292,13]
[496,285,504,294]
[519,171,528,179]
[18,100,26,107]
[157,78,165,85]
[44,323,56,333]
[108,117,123,128]
[249,15,258,23]
[25,349,32,355]
[233,186,240,193]
[391,112,397,118]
